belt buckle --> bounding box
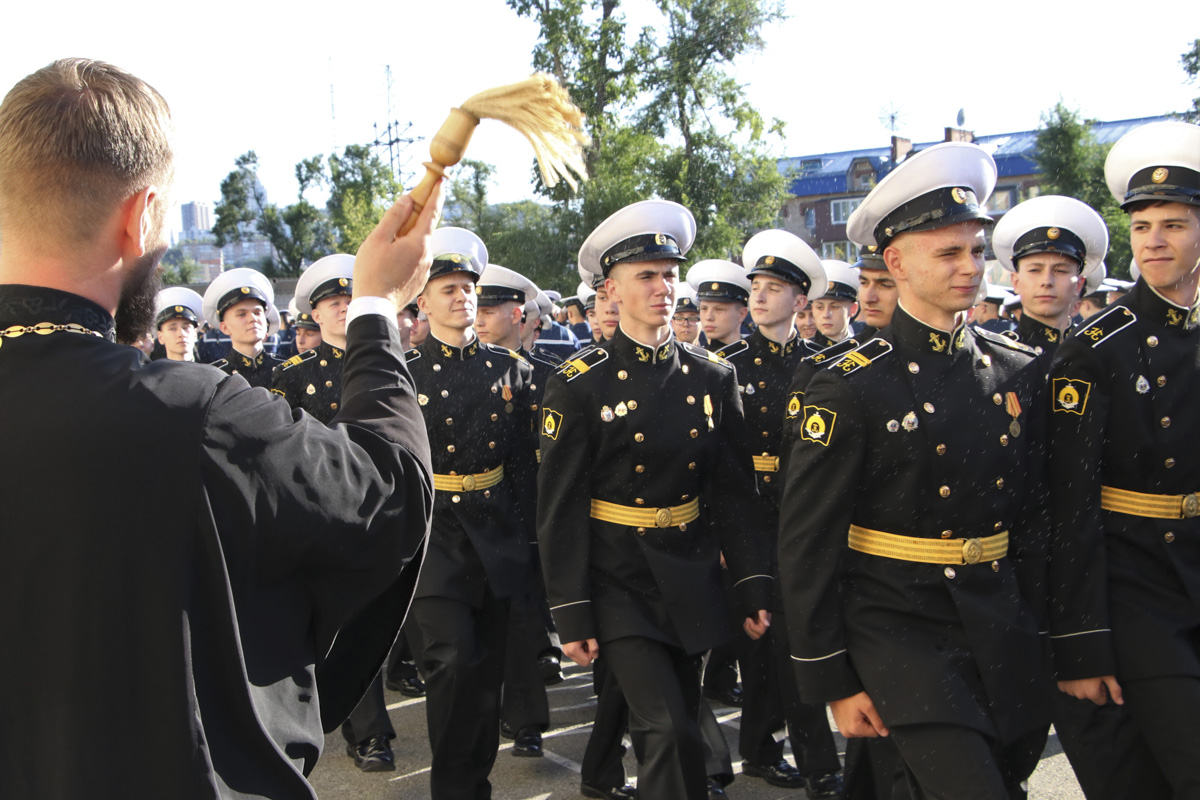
[1183,493,1200,518]
[961,538,984,565]
[462,474,477,491]
[654,507,673,528]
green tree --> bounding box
[212,151,266,248]
[1033,102,1131,278]
[327,144,402,253]
[1183,39,1200,122]
[158,247,201,286]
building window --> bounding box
[819,241,859,262]
[830,198,863,225]
[988,187,1016,213]
[801,159,822,173]
[804,208,816,229]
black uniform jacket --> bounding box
[211,345,283,389]
[715,328,818,512]
[1011,313,1064,359]
[0,285,432,799]
[779,306,1052,743]
[537,328,773,656]
[271,340,346,424]
[1047,280,1200,683]
[408,333,537,606]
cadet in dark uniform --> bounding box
[971,283,1015,334]
[201,267,283,387]
[271,254,399,772]
[1048,120,1200,797]
[718,229,844,796]
[153,286,203,362]
[808,259,859,349]
[993,195,1108,362]
[293,311,322,353]
[688,259,749,351]
[780,142,1052,799]
[671,283,702,345]
[407,227,538,799]
[538,199,772,800]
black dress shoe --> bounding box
[707,778,728,799]
[702,684,743,707]
[580,783,638,800]
[512,726,543,757]
[384,675,426,697]
[346,734,395,772]
[806,770,844,799]
[500,719,517,739]
[742,760,807,789]
[539,652,565,685]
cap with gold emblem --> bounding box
[202,267,274,327]
[1105,120,1200,209]
[426,227,488,286]
[818,260,860,302]
[154,287,204,329]
[743,229,828,298]
[477,263,537,307]
[294,253,355,315]
[686,259,751,304]
[993,195,1108,277]
[674,281,699,314]
[579,199,696,279]
[847,142,997,249]
[854,245,886,272]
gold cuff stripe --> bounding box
[848,524,1008,565]
[590,497,700,528]
[432,465,505,492]
[752,455,780,473]
[1100,486,1200,519]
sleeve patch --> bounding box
[800,405,838,446]
[1053,378,1092,415]
[542,407,564,439]
[786,392,804,418]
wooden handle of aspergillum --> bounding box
[396,107,480,237]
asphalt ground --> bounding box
[308,661,1086,800]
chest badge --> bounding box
[601,406,615,422]
[1005,392,1022,438]
[1136,375,1150,394]
[306,384,316,395]
[902,411,919,432]
[887,419,900,433]
[418,394,429,406]
[704,394,715,430]
[615,402,628,417]
[745,383,756,395]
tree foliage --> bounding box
[1183,38,1200,122]
[212,146,398,277]
[1033,102,1131,278]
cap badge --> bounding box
[951,188,967,204]
[476,286,483,294]
[1152,167,1169,184]
[339,278,349,287]
[175,306,184,312]
[765,256,775,265]
[1136,375,1150,394]
[240,287,250,294]
[902,411,919,432]
[655,233,667,245]
[711,282,720,291]
[1047,227,1061,240]
[450,254,462,263]
[884,227,894,237]
[601,405,615,422]
[867,246,877,253]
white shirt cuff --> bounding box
[346,296,399,329]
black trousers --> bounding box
[604,636,708,800]
[1051,688,1171,800]
[339,673,394,745]
[1124,675,1200,798]
[386,615,426,683]
[581,655,630,790]
[843,737,909,800]
[413,592,511,800]
[737,606,840,775]
[501,591,550,732]
[888,724,1044,800]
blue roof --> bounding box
[779,115,1174,199]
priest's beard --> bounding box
[115,247,165,345]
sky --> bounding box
[3,0,1197,242]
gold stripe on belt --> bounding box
[848,524,1009,565]
[433,465,505,493]
[1101,485,1200,519]
[752,454,780,473]
[590,497,700,529]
